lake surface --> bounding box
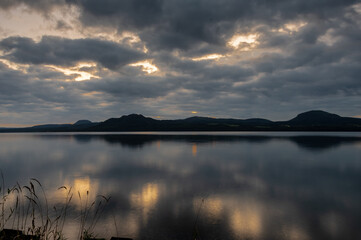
[0,132,361,240]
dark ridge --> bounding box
[93,114,159,131]
[289,110,342,124]
[73,120,92,125]
[1,110,361,132]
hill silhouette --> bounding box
[1,110,360,132]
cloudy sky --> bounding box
[0,0,360,126]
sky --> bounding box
[0,0,360,126]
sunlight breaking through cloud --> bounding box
[45,62,99,81]
[192,54,224,61]
[278,21,307,33]
[228,34,258,49]
[129,60,158,74]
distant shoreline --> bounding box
[1,110,361,132]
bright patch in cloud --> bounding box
[191,111,198,114]
[318,29,338,46]
[192,54,223,61]
[0,5,82,40]
[352,3,361,14]
[81,91,102,96]
[46,62,98,81]
[121,31,141,44]
[129,60,158,74]
[0,59,28,72]
[229,34,258,48]
[278,21,307,33]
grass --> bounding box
[0,171,110,240]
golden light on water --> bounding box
[131,183,159,208]
[282,225,309,240]
[195,197,224,220]
[130,183,160,223]
[230,207,262,238]
[46,176,99,209]
[73,177,91,195]
[192,143,198,157]
[195,196,263,238]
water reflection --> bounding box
[0,133,360,239]
[192,143,198,157]
[31,133,361,151]
[130,183,161,224]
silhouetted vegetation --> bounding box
[0,172,111,240]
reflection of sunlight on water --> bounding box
[49,177,99,208]
[282,225,309,240]
[73,177,99,208]
[192,143,197,157]
[195,195,263,238]
[130,183,160,224]
[194,197,223,222]
[230,206,262,238]
[73,177,92,196]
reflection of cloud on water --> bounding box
[48,176,100,209]
[112,213,139,239]
[232,173,267,192]
[130,183,161,224]
[192,193,313,240]
[230,207,262,239]
[281,225,310,240]
[193,195,263,239]
[193,197,224,224]
[1,133,361,239]
[229,197,262,239]
[320,212,344,239]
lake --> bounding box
[0,132,360,240]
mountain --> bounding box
[90,114,159,131]
[0,120,98,132]
[1,110,361,132]
[288,110,342,124]
[279,110,361,130]
[74,120,93,125]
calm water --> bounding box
[0,132,361,240]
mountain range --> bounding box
[1,110,361,132]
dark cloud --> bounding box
[79,75,173,99]
[71,0,359,51]
[74,0,164,28]
[0,36,145,70]
[1,0,359,52]
[0,0,360,123]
